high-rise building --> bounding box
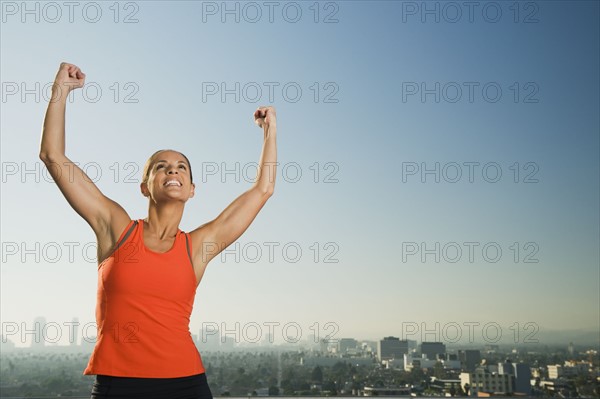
[420,342,445,360]
[459,349,481,371]
[377,336,408,361]
[568,342,575,356]
[513,363,532,394]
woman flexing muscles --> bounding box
[39,62,277,399]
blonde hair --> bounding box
[142,149,193,184]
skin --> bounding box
[40,62,277,286]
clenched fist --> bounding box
[52,62,86,96]
[254,106,276,129]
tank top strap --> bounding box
[113,219,139,253]
[184,232,193,266]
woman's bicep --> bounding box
[41,152,129,233]
[188,187,271,265]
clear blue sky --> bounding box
[1,1,598,347]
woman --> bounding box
[39,62,277,399]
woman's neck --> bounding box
[145,202,185,238]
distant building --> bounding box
[460,367,514,395]
[459,349,481,372]
[548,364,563,379]
[382,358,404,370]
[443,357,461,370]
[377,336,408,361]
[498,359,514,375]
[361,340,377,354]
[318,338,329,353]
[404,353,436,371]
[338,338,358,354]
[486,364,498,373]
[564,360,591,374]
[404,353,460,372]
[484,344,499,352]
[539,379,571,393]
[407,339,418,351]
[513,363,532,394]
[199,327,221,350]
[421,342,446,360]
[429,377,462,392]
[31,316,46,349]
[548,361,590,379]
[497,359,532,394]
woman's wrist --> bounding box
[50,84,71,103]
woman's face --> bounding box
[141,150,195,202]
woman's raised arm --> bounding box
[39,63,130,253]
[188,106,277,273]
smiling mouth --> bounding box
[164,180,182,187]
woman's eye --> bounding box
[179,165,186,169]
[156,164,164,169]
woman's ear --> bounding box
[189,182,196,198]
[140,182,150,197]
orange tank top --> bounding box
[83,219,205,378]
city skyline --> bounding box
[2,314,599,349]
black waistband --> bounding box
[91,373,212,399]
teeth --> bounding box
[165,180,181,186]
